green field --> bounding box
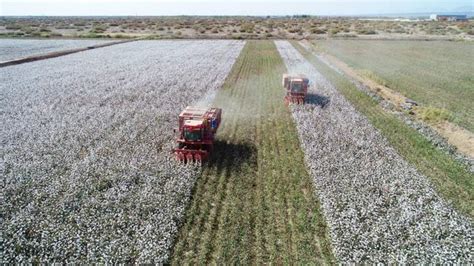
[171,41,334,264]
[293,41,474,218]
[314,40,474,132]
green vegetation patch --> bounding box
[418,106,453,124]
[315,40,474,132]
[356,69,389,87]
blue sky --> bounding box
[1,0,472,16]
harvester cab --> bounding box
[283,74,309,105]
[173,106,222,164]
[183,120,205,141]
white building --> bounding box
[430,14,468,21]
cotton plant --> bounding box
[1,40,244,263]
[275,40,472,264]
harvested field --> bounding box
[276,40,473,263]
[314,40,474,132]
[171,41,334,264]
[1,40,244,263]
[0,38,117,61]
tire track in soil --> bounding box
[214,50,259,263]
[199,62,253,262]
[269,105,293,263]
[253,57,274,263]
[170,41,334,264]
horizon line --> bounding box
[1,11,472,18]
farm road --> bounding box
[275,40,473,263]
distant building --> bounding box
[430,14,468,22]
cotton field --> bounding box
[275,40,472,264]
[0,39,118,61]
[1,38,472,264]
[1,40,244,263]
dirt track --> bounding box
[275,40,472,263]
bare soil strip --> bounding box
[300,40,474,159]
[0,39,136,67]
[171,41,334,264]
[275,40,472,263]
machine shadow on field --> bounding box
[207,140,258,170]
[306,93,330,108]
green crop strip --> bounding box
[314,40,474,132]
[171,41,334,264]
[291,41,473,218]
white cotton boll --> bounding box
[1,40,245,263]
[0,39,117,61]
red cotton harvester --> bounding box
[283,74,309,105]
[173,106,222,164]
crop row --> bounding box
[275,40,472,263]
[1,40,244,263]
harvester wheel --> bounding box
[194,154,202,164]
[177,152,185,162]
[186,153,193,163]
